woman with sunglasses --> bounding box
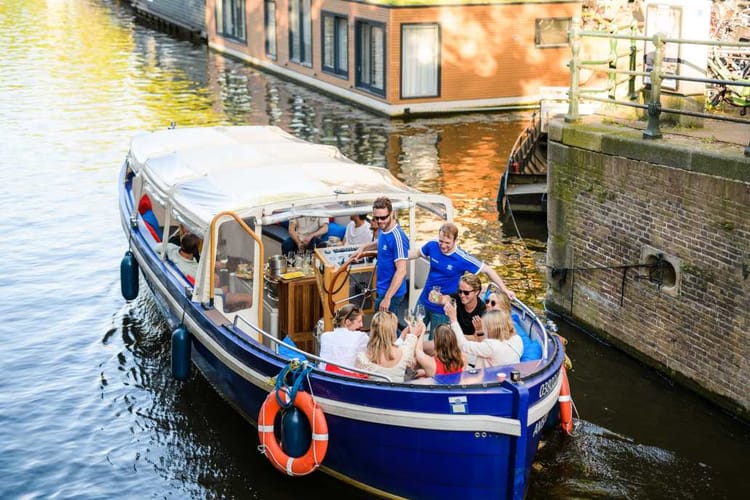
[483,290,542,362]
[319,304,368,371]
[445,301,523,369]
[355,311,423,382]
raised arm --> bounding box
[415,335,436,377]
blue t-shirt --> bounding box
[376,224,409,298]
[418,240,483,313]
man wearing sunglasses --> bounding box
[413,222,516,338]
[354,197,409,322]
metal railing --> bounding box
[565,17,750,157]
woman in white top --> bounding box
[355,311,423,382]
[445,302,523,369]
[319,304,368,370]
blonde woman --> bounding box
[445,302,523,369]
[319,304,368,371]
[355,311,423,382]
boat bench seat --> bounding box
[263,223,290,242]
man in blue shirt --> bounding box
[413,222,516,336]
[355,197,409,322]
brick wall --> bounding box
[546,120,750,420]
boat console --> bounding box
[314,245,375,330]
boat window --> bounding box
[216,218,258,308]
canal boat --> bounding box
[118,125,569,499]
[496,111,548,217]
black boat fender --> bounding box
[171,325,191,380]
[120,250,139,300]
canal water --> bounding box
[0,1,746,498]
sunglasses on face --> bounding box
[373,214,390,221]
[458,290,474,296]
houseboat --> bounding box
[206,0,582,116]
[118,125,571,499]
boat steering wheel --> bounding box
[325,250,377,317]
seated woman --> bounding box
[319,304,368,371]
[485,291,542,362]
[355,311,423,383]
[445,302,523,369]
[415,323,466,377]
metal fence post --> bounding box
[644,33,664,139]
[608,25,617,101]
[565,18,581,123]
[628,22,638,101]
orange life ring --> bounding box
[257,388,329,476]
[559,365,574,435]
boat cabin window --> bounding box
[215,218,258,312]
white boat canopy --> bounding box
[128,126,452,234]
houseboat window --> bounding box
[289,0,312,65]
[322,12,348,77]
[265,0,277,59]
[215,0,246,42]
[355,20,385,96]
[401,24,440,99]
[535,18,570,48]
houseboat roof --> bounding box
[128,126,452,233]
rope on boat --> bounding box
[274,359,314,409]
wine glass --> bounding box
[405,310,416,329]
[414,303,425,324]
[219,253,229,269]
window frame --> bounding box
[321,11,349,78]
[400,22,441,99]
[264,0,277,60]
[354,18,386,98]
[534,17,571,48]
[288,0,313,66]
[215,0,247,43]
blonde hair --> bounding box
[439,222,459,241]
[481,310,515,341]
[491,291,512,312]
[433,324,464,372]
[460,272,482,292]
[367,311,398,362]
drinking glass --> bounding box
[414,304,425,324]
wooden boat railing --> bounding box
[507,111,546,175]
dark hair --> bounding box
[333,304,362,328]
[372,197,392,213]
[433,324,463,372]
[180,233,200,256]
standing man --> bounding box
[412,222,515,336]
[355,197,409,321]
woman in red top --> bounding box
[416,324,466,377]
